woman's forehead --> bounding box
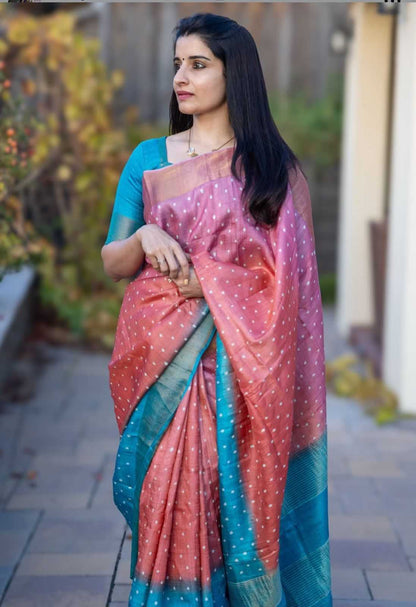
[174,35,213,59]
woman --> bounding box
[102,13,332,607]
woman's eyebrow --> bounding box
[173,55,212,61]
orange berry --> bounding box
[4,146,10,153]
[6,128,15,137]
[3,80,11,88]
[0,61,5,70]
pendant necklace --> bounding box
[187,127,235,157]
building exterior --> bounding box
[337,2,416,413]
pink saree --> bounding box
[109,146,332,606]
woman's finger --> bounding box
[149,255,161,271]
[141,226,189,281]
[157,256,169,275]
[163,249,180,278]
[173,246,190,284]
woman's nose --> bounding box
[174,63,189,84]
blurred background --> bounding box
[1,1,345,349]
[1,3,416,605]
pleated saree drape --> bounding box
[109,144,332,606]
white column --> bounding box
[336,4,394,337]
[383,4,416,414]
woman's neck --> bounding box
[190,112,234,150]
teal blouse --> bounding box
[105,136,172,245]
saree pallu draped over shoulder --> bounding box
[109,146,333,607]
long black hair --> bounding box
[169,13,302,228]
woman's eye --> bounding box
[173,62,205,71]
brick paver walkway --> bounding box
[0,306,415,606]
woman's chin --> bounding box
[178,104,196,114]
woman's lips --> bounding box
[177,93,193,99]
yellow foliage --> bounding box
[111,70,125,89]
[86,39,101,55]
[8,16,38,46]
[78,124,97,144]
[31,136,53,165]
[7,195,22,213]
[0,8,146,346]
[46,114,59,131]
[44,13,75,46]
[19,41,41,65]
[75,171,94,193]
[0,39,9,57]
[332,369,362,397]
[325,353,358,381]
[46,55,59,72]
[27,241,43,255]
[10,244,26,259]
[50,134,60,148]
[21,78,37,96]
[64,104,80,123]
[326,353,401,424]
[56,165,72,182]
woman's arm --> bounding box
[101,223,191,283]
[101,231,145,282]
[102,142,147,280]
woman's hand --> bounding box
[171,266,204,299]
[137,224,190,282]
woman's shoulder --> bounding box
[135,136,166,152]
[131,136,167,170]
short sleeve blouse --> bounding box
[104,136,172,244]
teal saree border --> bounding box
[113,321,332,605]
[113,305,216,578]
[280,431,332,605]
[216,335,284,606]
[129,565,229,606]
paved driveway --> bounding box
[0,306,415,606]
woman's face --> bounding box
[173,34,227,116]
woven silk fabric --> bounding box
[109,145,332,606]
